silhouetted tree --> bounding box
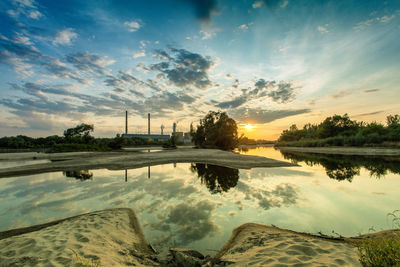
[191,111,239,150]
[64,123,94,144]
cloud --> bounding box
[379,14,396,23]
[133,51,146,58]
[149,48,214,89]
[234,22,255,34]
[164,199,219,245]
[184,0,218,22]
[229,108,310,124]
[236,181,299,210]
[354,14,396,31]
[0,42,81,81]
[252,0,264,8]
[217,96,247,109]
[252,0,289,9]
[363,88,380,93]
[317,25,329,34]
[53,28,78,46]
[331,90,351,99]
[216,79,298,109]
[199,27,221,40]
[353,111,384,118]
[66,52,115,75]
[124,20,142,32]
[12,34,33,45]
[7,0,43,20]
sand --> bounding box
[0,208,158,267]
[215,223,362,266]
[277,146,400,156]
[0,148,296,178]
[3,208,397,266]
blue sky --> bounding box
[0,0,399,139]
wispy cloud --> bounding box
[124,20,142,32]
[354,14,397,31]
[53,28,78,46]
[317,25,329,34]
[133,51,146,58]
[7,0,43,20]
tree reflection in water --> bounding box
[280,151,400,182]
[63,170,93,181]
[190,163,239,194]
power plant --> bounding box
[121,111,192,144]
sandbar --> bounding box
[0,148,296,178]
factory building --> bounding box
[122,112,170,141]
[121,111,193,144]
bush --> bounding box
[357,237,400,266]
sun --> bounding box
[244,124,254,130]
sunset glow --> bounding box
[0,0,398,139]
[244,124,254,130]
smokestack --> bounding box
[173,122,176,133]
[148,113,150,135]
[125,110,128,134]
[161,125,164,135]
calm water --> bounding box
[0,147,399,254]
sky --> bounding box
[0,0,399,140]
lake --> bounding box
[0,147,399,254]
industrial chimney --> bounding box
[125,110,128,134]
[148,113,150,135]
[173,122,177,134]
[161,125,165,135]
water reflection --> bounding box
[190,163,239,194]
[280,151,400,181]
[63,170,93,181]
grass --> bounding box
[356,210,400,266]
[71,249,101,267]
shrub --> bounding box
[357,237,400,266]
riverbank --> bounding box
[0,148,296,178]
[1,208,398,266]
[277,146,400,156]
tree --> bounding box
[63,123,94,144]
[191,111,239,150]
[387,115,400,126]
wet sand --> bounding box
[0,148,296,178]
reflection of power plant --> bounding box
[121,111,192,144]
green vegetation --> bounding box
[191,111,240,150]
[276,114,400,147]
[0,123,169,153]
[357,211,400,266]
[162,135,178,149]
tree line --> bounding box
[0,123,168,152]
[276,114,400,147]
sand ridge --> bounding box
[0,208,158,267]
[0,148,296,178]
[215,223,362,266]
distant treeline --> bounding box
[238,137,275,146]
[0,123,169,153]
[276,114,400,147]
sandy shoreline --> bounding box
[2,208,398,266]
[277,146,400,156]
[0,148,296,178]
